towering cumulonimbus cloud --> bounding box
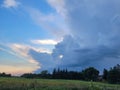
[29,0,120,72]
[52,36,120,71]
[51,0,120,70]
[64,0,120,47]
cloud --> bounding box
[30,0,120,72]
[31,39,60,45]
[9,43,52,64]
[1,0,120,73]
[2,0,20,8]
[47,0,66,18]
[54,0,120,69]
[28,49,56,72]
[0,43,40,75]
[47,0,120,46]
[0,43,41,67]
[64,0,120,47]
[28,7,70,39]
[50,35,120,72]
[1,42,56,73]
[8,0,118,72]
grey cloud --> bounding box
[52,36,120,71]
[28,49,55,72]
[28,0,120,72]
[64,0,120,47]
[54,0,120,70]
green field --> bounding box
[0,77,120,90]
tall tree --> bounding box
[103,69,108,80]
[107,64,120,84]
[82,67,99,81]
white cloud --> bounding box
[2,0,20,8]
[31,39,62,45]
[0,42,54,72]
[47,0,66,18]
[10,43,52,63]
[10,44,29,57]
[28,7,70,39]
[11,43,52,53]
[0,43,40,75]
[0,43,38,65]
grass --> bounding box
[0,77,120,90]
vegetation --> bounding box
[21,64,120,84]
[103,69,108,80]
[107,64,120,84]
[0,72,11,77]
[0,64,120,90]
[82,67,99,81]
[0,77,120,90]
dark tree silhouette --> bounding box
[103,69,108,80]
[20,64,120,84]
[40,70,51,79]
[107,64,120,84]
[82,67,99,81]
[0,72,11,77]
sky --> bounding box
[0,0,120,75]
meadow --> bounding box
[0,77,120,90]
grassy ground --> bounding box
[0,77,120,90]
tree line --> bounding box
[0,72,11,77]
[0,64,119,84]
[21,64,120,84]
[103,64,120,84]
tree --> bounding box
[40,70,51,79]
[82,67,99,81]
[52,68,56,79]
[41,70,48,75]
[107,64,120,84]
[103,69,108,80]
[21,73,36,78]
[0,72,11,77]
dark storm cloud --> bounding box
[52,36,120,71]
[29,0,120,72]
[63,0,120,48]
[28,49,56,72]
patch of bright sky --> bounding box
[20,0,54,14]
[0,0,57,43]
[0,49,38,69]
[0,9,53,43]
[0,0,58,75]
